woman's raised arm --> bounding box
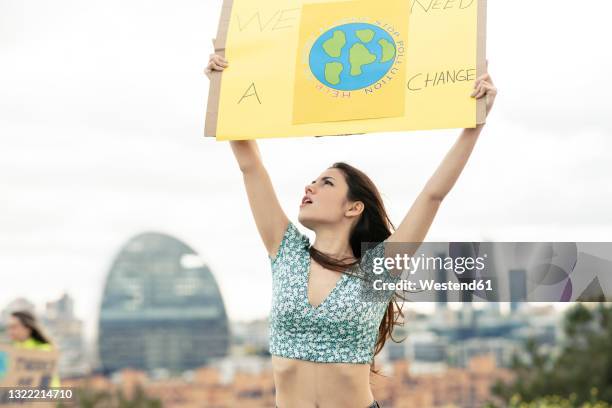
[230,140,289,258]
[206,54,289,258]
[387,72,497,245]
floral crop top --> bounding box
[268,221,400,364]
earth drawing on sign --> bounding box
[309,22,397,91]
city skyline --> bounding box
[0,291,565,374]
[0,291,570,345]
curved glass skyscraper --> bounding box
[98,232,229,374]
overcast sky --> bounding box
[1,0,611,340]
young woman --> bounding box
[7,310,61,388]
[206,54,497,408]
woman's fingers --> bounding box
[473,73,491,89]
[477,83,493,99]
[482,84,497,101]
[211,55,228,65]
[471,83,479,96]
[471,68,496,100]
[471,82,483,97]
[209,52,226,60]
[474,83,487,99]
[210,61,224,70]
[213,57,228,67]
[206,62,220,72]
[471,64,498,115]
[471,81,492,99]
[473,72,493,85]
[205,57,229,74]
[205,54,229,76]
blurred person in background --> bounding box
[7,310,61,387]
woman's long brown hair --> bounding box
[308,162,404,373]
[11,310,53,345]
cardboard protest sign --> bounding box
[0,345,58,408]
[205,0,487,140]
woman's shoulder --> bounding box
[284,221,310,245]
[269,221,310,265]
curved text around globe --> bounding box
[309,23,397,91]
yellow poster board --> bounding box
[205,0,487,140]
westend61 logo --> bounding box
[308,21,403,93]
[372,253,488,275]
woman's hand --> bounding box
[471,69,497,117]
[204,53,229,79]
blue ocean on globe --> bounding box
[309,22,397,91]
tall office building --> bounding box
[434,251,448,311]
[98,232,229,374]
[43,293,89,377]
[509,268,527,313]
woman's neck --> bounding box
[312,224,355,260]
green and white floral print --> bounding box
[268,221,398,364]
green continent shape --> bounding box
[322,30,346,58]
[349,43,376,76]
[324,62,344,85]
[356,29,375,43]
[378,39,396,63]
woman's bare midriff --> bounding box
[272,355,375,408]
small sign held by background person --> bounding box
[0,345,59,408]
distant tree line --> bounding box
[486,301,612,407]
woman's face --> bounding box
[298,168,361,229]
[7,316,31,342]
